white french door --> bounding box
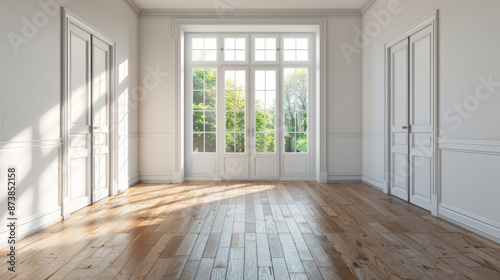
[185,33,314,180]
[67,21,112,213]
[389,25,435,211]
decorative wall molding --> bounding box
[362,134,384,139]
[0,139,62,151]
[360,0,377,15]
[328,175,362,182]
[124,0,141,14]
[362,176,386,192]
[139,175,174,183]
[128,176,140,186]
[439,203,500,243]
[140,9,361,17]
[439,138,500,154]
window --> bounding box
[284,68,308,153]
[283,37,309,62]
[225,70,246,153]
[193,68,217,153]
[224,37,246,62]
[255,70,276,153]
[192,37,217,62]
[254,37,277,62]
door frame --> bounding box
[61,9,117,219]
[385,10,439,215]
[175,19,328,183]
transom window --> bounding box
[224,37,246,62]
[192,37,217,61]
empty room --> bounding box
[1,0,500,279]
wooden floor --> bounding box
[2,182,500,280]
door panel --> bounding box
[409,26,433,211]
[92,37,111,203]
[251,69,279,179]
[68,23,92,213]
[389,39,409,201]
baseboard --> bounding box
[327,175,362,182]
[139,175,174,183]
[362,176,386,193]
[129,176,140,187]
[439,203,500,244]
[0,207,62,248]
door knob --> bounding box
[402,126,408,129]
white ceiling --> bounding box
[134,0,368,10]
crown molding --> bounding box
[124,0,141,14]
[360,0,377,15]
[139,8,361,17]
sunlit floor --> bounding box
[1,181,500,279]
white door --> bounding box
[408,26,434,211]
[221,68,250,180]
[91,37,111,203]
[389,26,434,212]
[250,68,279,179]
[68,23,92,213]
[389,39,410,202]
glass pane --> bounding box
[205,133,216,153]
[193,91,203,109]
[236,133,245,153]
[266,91,276,110]
[225,38,235,49]
[266,71,276,90]
[255,111,265,132]
[296,133,307,153]
[265,50,276,61]
[225,50,235,61]
[266,133,275,153]
[255,50,265,61]
[255,91,265,111]
[255,133,265,153]
[297,38,308,49]
[205,69,216,89]
[193,111,204,132]
[225,91,234,110]
[284,133,295,153]
[266,38,276,49]
[193,69,204,90]
[235,111,245,132]
[284,50,295,61]
[255,38,265,49]
[265,112,275,131]
[193,38,204,49]
[235,38,245,49]
[284,111,296,133]
[297,50,308,61]
[205,50,217,61]
[235,50,245,61]
[284,38,295,49]
[235,71,245,89]
[205,90,216,110]
[255,71,265,90]
[226,133,235,153]
[225,111,235,131]
[235,91,245,111]
[205,111,216,132]
[205,38,217,49]
[192,50,203,61]
[193,133,204,153]
[297,111,307,132]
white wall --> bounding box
[138,15,363,183]
[0,0,138,242]
[362,0,500,241]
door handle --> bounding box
[93,126,99,129]
[402,125,412,133]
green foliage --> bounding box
[284,69,308,153]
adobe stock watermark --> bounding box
[213,0,243,19]
[340,0,411,63]
[443,74,500,130]
[129,65,170,109]
[7,0,70,54]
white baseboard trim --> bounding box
[279,177,316,181]
[439,203,500,243]
[139,175,174,183]
[327,175,362,182]
[129,176,140,186]
[362,176,386,193]
[185,176,223,181]
[0,207,62,248]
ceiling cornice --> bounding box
[139,9,360,16]
[124,0,375,16]
[124,0,141,14]
[360,0,377,15]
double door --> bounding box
[67,22,112,213]
[389,25,435,211]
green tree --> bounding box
[284,69,308,153]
